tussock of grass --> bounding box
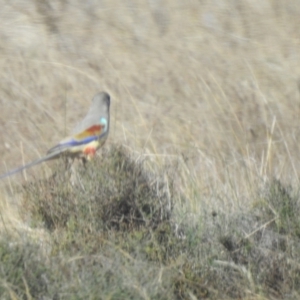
[0,236,50,298]
[22,145,173,232]
[7,147,298,298]
[256,180,300,238]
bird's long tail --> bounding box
[0,151,62,180]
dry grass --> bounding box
[0,0,300,298]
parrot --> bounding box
[0,91,111,180]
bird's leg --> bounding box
[66,156,74,170]
[81,156,88,167]
[68,157,86,189]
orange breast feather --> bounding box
[74,125,103,141]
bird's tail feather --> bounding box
[0,151,61,180]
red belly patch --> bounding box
[83,146,97,157]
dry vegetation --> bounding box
[0,0,300,299]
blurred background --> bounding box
[0,0,300,194]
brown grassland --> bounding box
[1,0,300,299]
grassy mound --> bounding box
[0,146,298,299]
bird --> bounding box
[0,92,111,180]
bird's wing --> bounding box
[47,122,107,155]
[0,122,105,180]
